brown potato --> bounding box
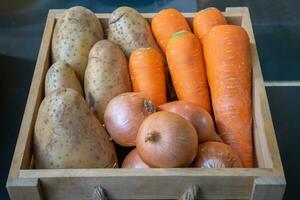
[85,40,132,123]
[34,88,118,169]
[107,6,163,58]
[51,6,103,82]
[45,61,82,96]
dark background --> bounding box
[1,0,299,199]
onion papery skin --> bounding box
[159,100,222,143]
[191,142,242,168]
[104,92,156,146]
[136,111,198,168]
[121,148,150,168]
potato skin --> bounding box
[85,40,132,123]
[51,6,103,82]
[34,88,118,169]
[107,6,163,58]
[45,61,82,96]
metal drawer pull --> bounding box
[178,185,200,200]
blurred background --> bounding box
[0,0,299,199]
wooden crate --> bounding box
[6,7,286,200]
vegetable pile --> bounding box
[33,6,252,169]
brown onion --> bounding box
[136,111,198,167]
[159,101,222,143]
[121,148,150,168]
[191,142,242,168]
[104,92,156,147]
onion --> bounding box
[159,101,222,143]
[136,111,198,167]
[121,148,150,168]
[104,92,156,147]
[191,142,242,168]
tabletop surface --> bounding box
[0,0,299,199]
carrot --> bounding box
[129,47,167,106]
[166,30,211,113]
[193,7,227,43]
[203,25,253,167]
[151,8,191,53]
[151,9,189,102]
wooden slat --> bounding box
[17,168,282,200]
[18,168,273,199]
[20,169,256,200]
[50,10,243,29]
[19,168,274,178]
[39,176,251,199]
[251,43,274,169]
[8,10,55,178]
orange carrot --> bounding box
[166,30,211,113]
[129,47,167,106]
[193,7,227,43]
[203,25,253,167]
[151,8,191,53]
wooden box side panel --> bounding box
[40,176,252,200]
[20,168,265,200]
[18,168,285,200]
[8,11,56,179]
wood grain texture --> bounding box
[8,10,56,178]
[18,168,274,200]
[19,168,274,178]
[20,169,255,200]
[251,176,286,200]
[6,8,286,200]
[6,178,42,200]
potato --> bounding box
[85,40,132,123]
[45,61,82,96]
[107,6,163,58]
[51,6,103,82]
[34,88,118,169]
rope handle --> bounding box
[93,185,108,200]
[178,185,201,200]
